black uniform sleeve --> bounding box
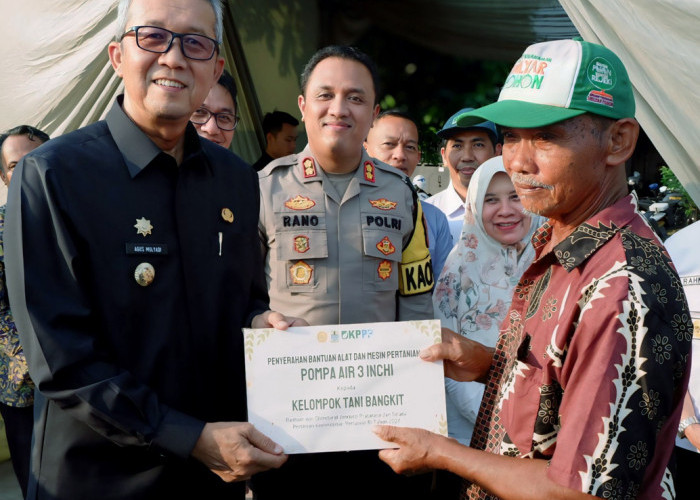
[243,163,270,326]
[5,155,203,459]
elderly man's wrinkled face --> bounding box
[501,115,609,224]
[108,0,223,131]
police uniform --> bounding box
[253,145,434,500]
[258,145,434,326]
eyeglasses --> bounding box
[191,108,239,131]
[120,25,219,61]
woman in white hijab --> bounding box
[433,156,543,445]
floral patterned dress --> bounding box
[433,158,542,444]
[0,203,34,408]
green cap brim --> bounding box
[455,100,587,128]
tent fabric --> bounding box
[0,1,698,204]
[0,1,264,166]
[558,0,700,206]
[328,0,580,61]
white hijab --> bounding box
[433,156,543,347]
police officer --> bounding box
[253,45,434,500]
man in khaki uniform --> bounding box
[253,45,434,500]
[258,47,433,327]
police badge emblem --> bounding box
[290,260,313,285]
[369,198,397,210]
[377,260,392,280]
[284,195,316,210]
[376,236,396,256]
[294,235,310,253]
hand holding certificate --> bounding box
[243,319,447,454]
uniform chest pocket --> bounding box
[362,228,402,291]
[275,229,328,261]
[274,230,328,292]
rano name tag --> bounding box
[243,320,446,453]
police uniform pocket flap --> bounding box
[276,230,328,261]
[362,229,402,263]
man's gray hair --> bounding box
[115,0,224,42]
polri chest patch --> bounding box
[285,195,316,210]
[376,236,396,256]
[290,260,313,285]
[369,198,397,210]
[294,235,310,253]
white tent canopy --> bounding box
[1,0,698,205]
[559,0,700,206]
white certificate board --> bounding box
[243,319,447,454]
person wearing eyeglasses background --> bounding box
[4,1,299,499]
[192,69,239,149]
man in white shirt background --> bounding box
[424,107,501,243]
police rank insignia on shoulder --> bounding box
[134,217,153,237]
[302,157,317,178]
[364,161,375,183]
[369,198,397,210]
[290,260,313,285]
[284,195,316,210]
[294,235,310,253]
[376,236,396,256]
[377,260,392,280]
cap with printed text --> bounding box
[455,38,635,128]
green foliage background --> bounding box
[356,29,511,165]
[660,166,699,220]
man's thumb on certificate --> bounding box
[419,327,495,384]
[252,310,309,329]
[373,425,437,475]
[192,422,287,483]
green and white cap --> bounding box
[456,38,635,128]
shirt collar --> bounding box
[106,95,208,178]
[533,194,639,272]
[298,145,381,186]
[442,182,466,216]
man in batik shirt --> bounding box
[373,38,691,500]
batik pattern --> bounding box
[464,195,690,500]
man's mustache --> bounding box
[510,173,554,190]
